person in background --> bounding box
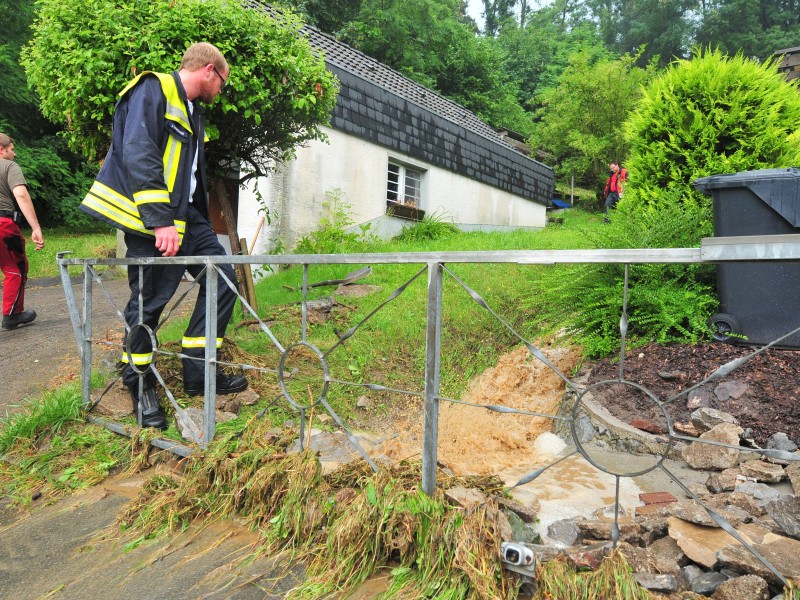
[80,42,247,430]
[619,163,628,185]
[0,133,45,331]
[603,161,624,222]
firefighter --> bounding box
[81,43,247,429]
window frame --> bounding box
[386,159,426,210]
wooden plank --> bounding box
[239,237,258,314]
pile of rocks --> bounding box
[521,407,800,599]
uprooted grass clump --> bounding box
[0,382,133,505]
[532,551,649,600]
[118,417,518,598]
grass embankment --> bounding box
[24,226,118,279]
[3,210,676,598]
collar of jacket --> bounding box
[118,71,195,135]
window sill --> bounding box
[386,202,425,221]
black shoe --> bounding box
[129,386,168,430]
[184,372,248,396]
[2,309,36,330]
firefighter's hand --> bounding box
[154,225,180,257]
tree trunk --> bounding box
[213,179,253,308]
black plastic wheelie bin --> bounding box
[693,167,800,348]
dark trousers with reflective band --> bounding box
[121,205,237,389]
[0,217,28,316]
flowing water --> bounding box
[373,343,646,543]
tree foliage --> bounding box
[586,0,694,66]
[22,0,339,182]
[621,47,800,227]
[498,6,606,110]
[531,49,656,191]
[695,0,800,61]
[0,0,96,227]
[280,0,362,35]
[482,0,518,36]
[338,0,532,135]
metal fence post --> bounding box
[421,261,443,495]
[203,258,218,447]
[57,253,84,358]
[81,265,93,406]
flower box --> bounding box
[386,202,425,221]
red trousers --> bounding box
[0,217,28,316]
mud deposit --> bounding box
[585,342,800,445]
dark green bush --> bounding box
[525,195,717,357]
[14,139,95,228]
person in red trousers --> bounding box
[0,133,45,331]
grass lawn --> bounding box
[24,226,118,279]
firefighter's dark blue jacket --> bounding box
[81,71,209,242]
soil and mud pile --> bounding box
[586,341,800,446]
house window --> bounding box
[386,162,424,208]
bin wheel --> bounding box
[708,313,740,343]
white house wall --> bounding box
[238,127,546,255]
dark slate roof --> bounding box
[247,2,553,205]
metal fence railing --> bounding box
[58,234,800,586]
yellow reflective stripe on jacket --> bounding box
[90,180,137,213]
[133,189,171,205]
[120,72,192,134]
[163,135,182,192]
[182,337,223,349]
[120,351,154,365]
[84,182,154,236]
[152,72,193,133]
[147,72,189,195]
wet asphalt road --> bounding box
[0,275,131,414]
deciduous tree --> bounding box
[22,0,338,183]
[340,0,532,135]
[530,49,655,190]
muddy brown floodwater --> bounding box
[376,344,582,473]
[373,343,654,541]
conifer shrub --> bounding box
[529,48,800,356]
[620,47,800,229]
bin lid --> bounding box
[693,167,800,226]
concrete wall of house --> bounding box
[237,127,546,255]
